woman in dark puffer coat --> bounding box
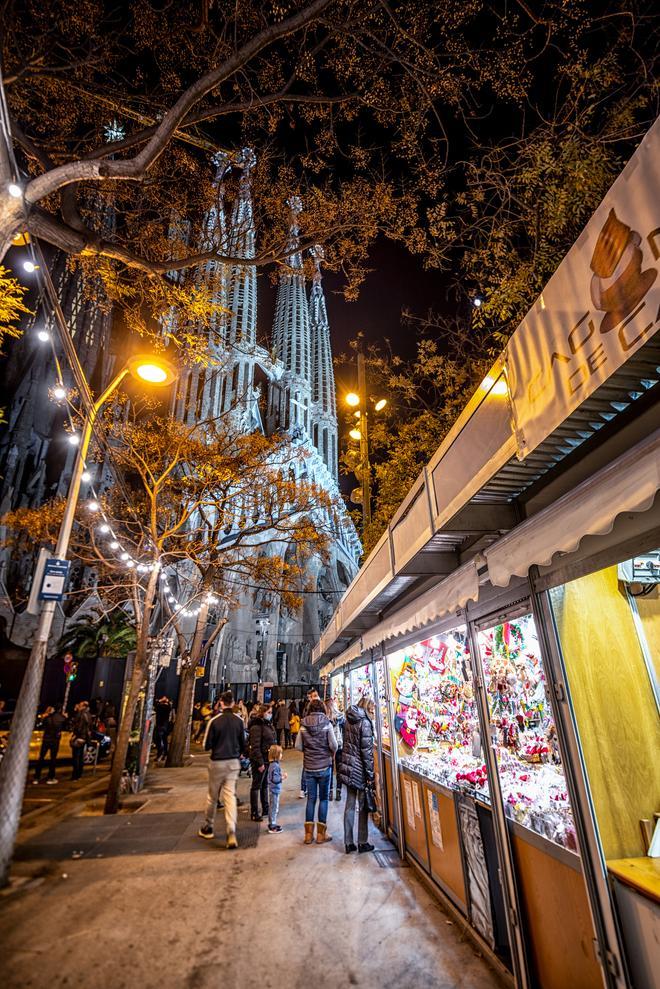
[338,696,375,854]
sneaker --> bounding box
[358,842,375,853]
[299,790,306,799]
[251,813,263,822]
[345,843,357,854]
[32,779,41,785]
[198,824,214,840]
[46,778,59,785]
[226,832,238,850]
[268,825,283,834]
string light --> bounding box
[37,329,50,343]
[53,386,66,401]
[99,523,110,534]
[68,433,80,446]
[109,540,120,549]
[8,182,22,198]
[87,501,100,512]
[23,260,37,273]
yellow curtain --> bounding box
[551,566,660,860]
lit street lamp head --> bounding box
[374,398,387,411]
[345,392,360,407]
[349,428,362,441]
[127,354,178,386]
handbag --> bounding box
[364,782,377,814]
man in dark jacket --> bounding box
[70,701,92,780]
[198,690,246,848]
[154,696,174,763]
[248,704,276,822]
[33,704,67,784]
[274,700,289,748]
[338,699,375,854]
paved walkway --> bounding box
[1,749,502,989]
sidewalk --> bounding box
[0,748,502,989]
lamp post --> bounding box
[345,350,386,536]
[0,354,176,886]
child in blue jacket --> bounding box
[267,745,287,833]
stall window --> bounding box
[549,557,660,861]
[349,664,372,705]
[331,674,345,714]
[388,627,486,792]
[476,613,576,850]
[375,659,390,749]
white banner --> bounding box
[507,116,660,459]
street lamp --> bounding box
[0,352,177,886]
[345,349,387,533]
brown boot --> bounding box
[304,821,315,844]
[316,822,332,843]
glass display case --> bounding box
[476,613,577,850]
[330,673,345,713]
[375,659,390,749]
[349,663,373,705]
[388,627,487,795]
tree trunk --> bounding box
[166,661,196,768]
[104,653,145,814]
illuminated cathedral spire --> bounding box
[309,245,338,479]
[227,147,257,347]
[270,196,313,438]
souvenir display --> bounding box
[477,614,577,850]
[375,660,390,747]
[388,628,488,795]
[331,674,345,713]
[349,664,373,704]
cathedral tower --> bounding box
[309,246,338,480]
[268,197,313,440]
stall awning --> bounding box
[320,638,363,678]
[360,558,481,652]
[484,428,660,587]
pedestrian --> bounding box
[275,699,288,748]
[237,699,249,725]
[339,696,376,854]
[297,698,337,844]
[267,744,287,833]
[33,703,67,784]
[99,700,117,755]
[325,697,345,801]
[154,696,174,763]
[289,706,301,750]
[69,701,92,780]
[198,690,246,849]
[192,702,204,742]
[248,703,276,822]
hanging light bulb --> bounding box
[37,330,50,343]
[8,182,22,198]
[23,260,37,273]
[87,501,100,512]
[53,386,66,401]
[98,524,110,534]
[126,560,135,569]
[120,552,130,561]
[68,433,80,446]
[109,540,120,549]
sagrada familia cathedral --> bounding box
[0,148,360,693]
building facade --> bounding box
[0,149,360,690]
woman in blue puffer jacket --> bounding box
[297,699,337,845]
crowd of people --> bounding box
[31,697,117,784]
[197,687,377,854]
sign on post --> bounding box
[38,558,70,602]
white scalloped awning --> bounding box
[319,638,364,678]
[485,429,660,587]
[360,558,481,652]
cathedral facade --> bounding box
[0,149,360,690]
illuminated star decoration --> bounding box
[104,119,126,143]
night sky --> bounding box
[257,237,449,396]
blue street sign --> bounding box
[39,558,70,601]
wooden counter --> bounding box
[608,857,660,904]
